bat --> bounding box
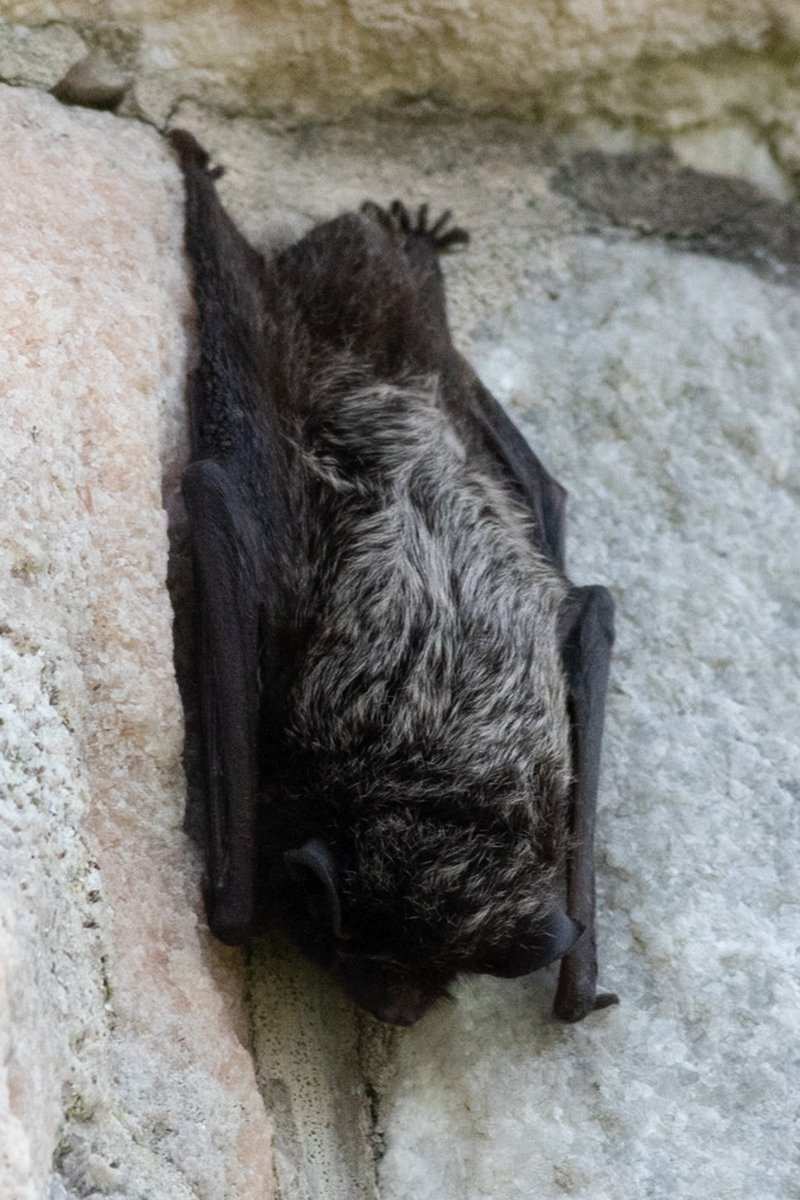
[170,128,618,1026]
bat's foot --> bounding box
[361,199,469,252]
[553,988,619,1023]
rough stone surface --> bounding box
[0,87,273,1200]
[554,148,800,279]
[0,20,85,91]
[1,3,800,191]
[249,933,379,1200]
[3,70,800,1200]
[52,49,130,111]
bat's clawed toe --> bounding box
[360,197,470,253]
[553,985,620,1023]
[359,200,392,231]
[592,991,620,1012]
[433,225,470,251]
[416,203,469,251]
[389,198,413,232]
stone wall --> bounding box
[1,7,799,1198]
[3,1,800,192]
[0,88,272,1200]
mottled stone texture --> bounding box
[2,2,800,191]
[2,65,800,1200]
[0,87,272,1200]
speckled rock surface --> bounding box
[2,79,799,1200]
[2,2,800,193]
[0,87,273,1200]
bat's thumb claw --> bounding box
[592,991,620,1012]
[168,128,225,180]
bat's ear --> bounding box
[284,837,343,939]
[489,910,585,979]
[531,910,585,970]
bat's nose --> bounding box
[369,1003,418,1027]
[338,956,439,1024]
[361,983,437,1027]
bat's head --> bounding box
[283,816,583,1026]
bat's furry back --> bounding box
[256,229,574,1021]
[280,370,571,904]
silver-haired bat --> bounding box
[170,129,617,1026]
